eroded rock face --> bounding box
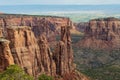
[0,28,3,37]
[0,14,75,42]
[0,39,14,72]
[5,26,56,77]
[54,26,74,76]
[75,22,88,32]
[78,17,120,49]
[5,26,74,77]
[6,26,43,76]
[38,34,56,76]
[0,23,89,79]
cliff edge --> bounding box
[78,17,120,50]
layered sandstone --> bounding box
[54,26,74,76]
[0,38,14,72]
[5,26,72,77]
[6,26,56,76]
[78,17,120,49]
[0,28,3,37]
[54,26,88,80]
[0,14,79,42]
[38,34,56,76]
[0,26,89,80]
[75,22,88,32]
[6,26,41,76]
[0,14,89,79]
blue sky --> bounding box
[0,0,120,5]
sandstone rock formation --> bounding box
[54,26,74,76]
[5,26,73,77]
[0,38,14,72]
[38,34,56,76]
[0,26,89,80]
[0,14,88,80]
[6,26,48,76]
[0,28,3,37]
[78,17,120,49]
[75,22,88,33]
[0,14,79,42]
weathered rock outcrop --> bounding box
[0,26,89,80]
[53,26,89,80]
[5,26,73,77]
[6,26,43,76]
[78,17,120,49]
[0,28,3,37]
[0,14,89,80]
[75,22,88,32]
[0,38,14,72]
[38,34,56,76]
[0,14,79,42]
[6,26,56,76]
[54,26,74,76]
[0,27,14,72]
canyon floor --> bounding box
[71,34,120,80]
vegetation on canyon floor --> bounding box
[38,74,54,80]
[0,65,54,80]
[0,65,33,80]
[72,34,120,80]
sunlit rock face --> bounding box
[0,38,14,72]
[0,28,3,37]
[78,17,120,49]
[0,27,14,72]
[6,26,43,76]
[54,26,74,76]
[0,14,78,42]
[6,26,71,76]
[0,14,89,80]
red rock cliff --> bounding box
[0,28,3,37]
[6,26,43,76]
[0,38,14,72]
[54,26,74,76]
[0,14,89,80]
[0,14,77,42]
[38,34,56,76]
[5,26,72,77]
[0,26,89,80]
[78,17,120,49]
[0,28,14,72]
[75,22,88,33]
[6,26,56,76]
[54,26,88,80]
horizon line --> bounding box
[0,4,120,6]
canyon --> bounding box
[0,14,88,80]
[73,18,120,80]
[0,14,79,42]
[1,14,120,80]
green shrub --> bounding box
[0,65,33,80]
[38,74,54,80]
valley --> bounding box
[0,14,120,80]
